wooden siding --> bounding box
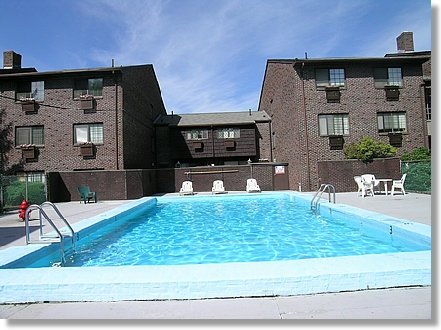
[171,126,257,160]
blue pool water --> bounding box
[24,193,429,268]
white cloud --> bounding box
[76,0,431,114]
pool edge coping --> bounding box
[0,192,432,303]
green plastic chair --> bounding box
[77,186,98,203]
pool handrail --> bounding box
[24,202,76,265]
[311,184,336,210]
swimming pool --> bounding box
[0,192,431,303]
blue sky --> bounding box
[0,0,432,114]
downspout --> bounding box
[113,69,120,170]
[211,126,215,165]
[300,62,311,190]
[419,83,429,148]
[269,119,273,163]
[269,100,273,162]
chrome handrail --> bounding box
[311,184,336,210]
[40,201,76,250]
[24,202,76,265]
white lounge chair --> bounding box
[179,181,194,195]
[360,175,374,197]
[391,173,407,195]
[212,180,226,194]
[246,178,261,193]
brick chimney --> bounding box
[3,50,22,69]
[396,31,414,52]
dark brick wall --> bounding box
[121,65,166,169]
[47,169,157,202]
[0,65,166,175]
[317,158,401,192]
[258,58,428,191]
[0,72,124,172]
[174,163,288,193]
[46,163,289,201]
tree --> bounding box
[344,136,397,163]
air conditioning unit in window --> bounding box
[328,135,344,150]
[325,86,340,102]
[80,95,94,110]
[225,140,235,149]
[384,86,400,100]
[388,133,402,147]
[20,144,37,160]
[193,141,203,150]
[79,142,95,157]
[20,98,36,112]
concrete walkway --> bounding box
[0,191,432,319]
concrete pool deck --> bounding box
[0,191,433,319]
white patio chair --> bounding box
[179,181,194,195]
[360,175,374,197]
[212,180,226,194]
[391,173,407,195]
[246,178,261,193]
[354,176,363,196]
[361,174,380,194]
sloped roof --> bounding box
[154,110,271,127]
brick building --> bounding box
[0,51,166,181]
[154,110,272,168]
[258,32,431,191]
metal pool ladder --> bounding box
[311,184,336,210]
[25,201,76,265]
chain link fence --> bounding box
[0,174,47,213]
[401,160,431,193]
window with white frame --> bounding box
[16,81,45,101]
[74,123,104,145]
[186,129,208,140]
[377,112,407,133]
[217,128,240,139]
[374,67,403,88]
[318,114,349,136]
[316,68,346,87]
[15,126,44,146]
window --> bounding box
[316,69,345,87]
[377,112,407,133]
[217,128,240,139]
[74,78,103,98]
[74,123,104,144]
[425,86,431,120]
[16,81,45,101]
[16,171,46,183]
[374,68,403,88]
[318,114,349,136]
[186,129,208,140]
[15,126,44,146]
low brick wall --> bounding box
[47,163,289,202]
[47,170,157,202]
[174,163,288,192]
[317,158,401,192]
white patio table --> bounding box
[375,178,393,195]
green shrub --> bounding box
[344,136,397,163]
[401,147,431,161]
[402,161,431,192]
[6,181,46,206]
